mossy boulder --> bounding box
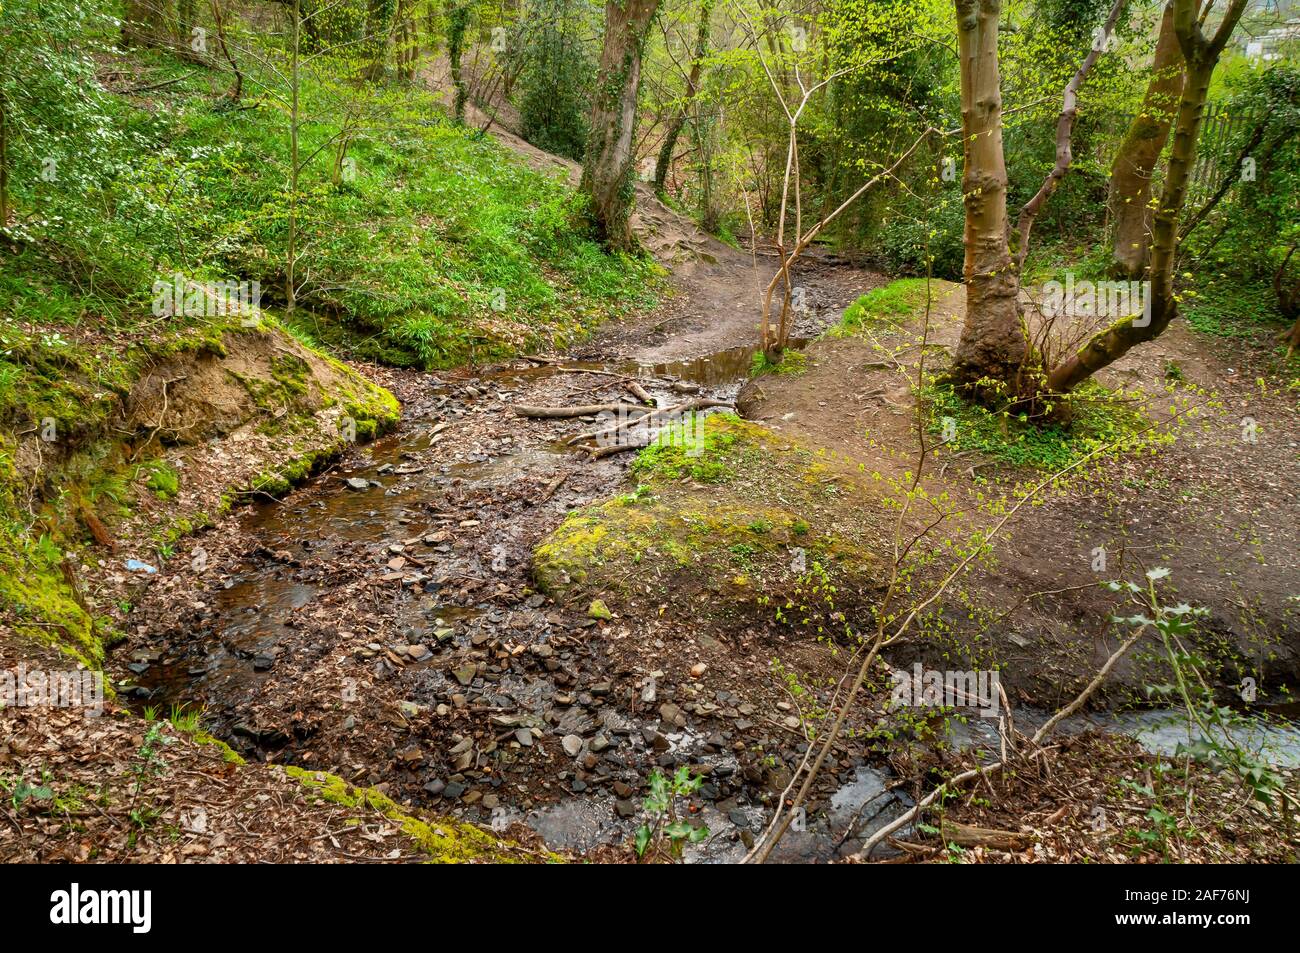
[533,414,886,628]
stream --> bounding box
[119,288,1299,863]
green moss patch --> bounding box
[533,415,886,629]
[283,766,547,864]
[829,278,942,337]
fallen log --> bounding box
[939,820,1031,851]
[625,381,657,406]
[574,397,732,446]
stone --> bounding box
[562,734,583,757]
[452,663,476,686]
[587,599,613,621]
[615,799,637,818]
[659,703,685,727]
[345,478,369,491]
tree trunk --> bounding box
[287,0,300,313]
[581,0,661,252]
[1014,0,1127,271]
[653,0,711,196]
[447,1,469,121]
[0,87,8,230]
[122,0,174,47]
[363,0,395,81]
[1107,1,1183,280]
[950,0,1030,400]
[1048,0,1249,393]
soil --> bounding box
[738,281,1300,707]
[5,125,1297,865]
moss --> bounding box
[534,415,884,618]
[829,278,939,337]
[282,765,547,863]
[751,349,808,378]
[629,412,771,484]
[193,731,246,765]
[0,538,101,669]
[0,323,401,678]
[141,460,180,499]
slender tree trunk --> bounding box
[1107,1,1183,279]
[0,86,8,230]
[287,0,300,313]
[1048,0,1249,393]
[209,0,243,102]
[950,0,1029,399]
[1274,245,1299,359]
[1014,0,1127,271]
[447,1,469,121]
[363,0,395,81]
[581,0,661,252]
[653,0,712,196]
[122,0,174,47]
[178,0,196,46]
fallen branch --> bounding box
[625,381,657,406]
[571,397,732,446]
[513,402,651,419]
[847,623,1150,861]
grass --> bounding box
[1182,278,1289,339]
[830,278,937,336]
[3,42,660,372]
[922,378,1161,471]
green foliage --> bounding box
[1175,64,1300,339]
[635,766,709,860]
[0,9,657,371]
[513,0,596,161]
[1109,569,1290,811]
[922,378,1154,471]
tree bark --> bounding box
[447,1,469,121]
[950,0,1029,399]
[1014,0,1127,272]
[653,0,712,196]
[0,86,8,230]
[1107,1,1184,280]
[581,0,661,252]
[1048,0,1249,394]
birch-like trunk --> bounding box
[1048,0,1249,393]
[1107,1,1184,279]
[950,0,1029,399]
